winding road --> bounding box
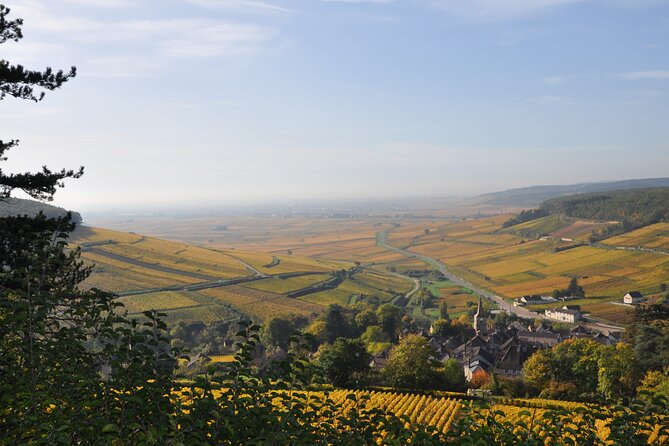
[376,229,624,332]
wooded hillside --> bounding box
[0,197,82,224]
[503,188,669,241]
[539,187,669,224]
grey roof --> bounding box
[518,331,560,340]
[521,295,544,302]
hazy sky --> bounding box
[2,0,668,212]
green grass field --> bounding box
[424,280,477,318]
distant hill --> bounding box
[0,198,82,224]
[478,177,669,207]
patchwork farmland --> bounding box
[72,225,417,324]
[77,212,669,326]
[384,216,669,324]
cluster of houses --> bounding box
[369,296,622,381]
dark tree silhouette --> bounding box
[0,4,82,201]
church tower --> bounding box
[473,296,487,335]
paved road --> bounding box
[376,229,624,332]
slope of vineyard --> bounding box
[70,227,341,321]
[72,227,252,292]
[602,222,669,251]
[71,226,416,322]
[501,214,610,241]
[328,389,461,434]
[221,250,343,275]
[200,286,324,320]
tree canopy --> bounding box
[0,5,82,201]
[317,338,371,387]
[376,304,404,340]
[383,334,440,390]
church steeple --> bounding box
[473,296,487,334]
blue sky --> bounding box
[2,0,668,212]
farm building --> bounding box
[545,307,582,323]
[514,295,555,306]
[623,291,645,304]
[520,295,543,304]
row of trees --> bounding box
[523,338,637,401]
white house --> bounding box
[624,291,645,304]
[545,308,582,323]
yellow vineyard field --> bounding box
[331,390,666,443]
[299,288,353,307]
[328,389,460,434]
[201,285,323,320]
[116,291,202,314]
[242,274,332,294]
[604,223,669,250]
[223,250,340,275]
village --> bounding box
[368,290,654,381]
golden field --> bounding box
[187,388,663,444]
[602,223,669,251]
[71,223,419,323]
[199,286,323,320]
